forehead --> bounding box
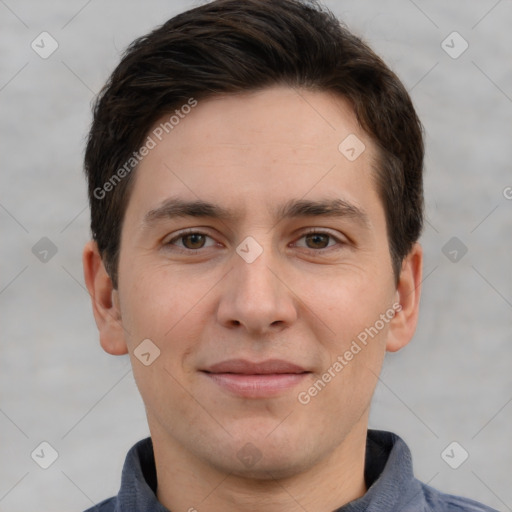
[160,87,363,156]
[125,86,382,224]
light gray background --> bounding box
[1,0,511,511]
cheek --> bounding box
[299,267,393,347]
[118,260,206,341]
[122,265,214,427]
[299,269,393,406]
[298,321,388,430]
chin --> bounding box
[211,430,322,481]
[224,452,312,481]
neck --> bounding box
[151,418,368,512]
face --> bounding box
[85,86,422,480]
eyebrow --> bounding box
[275,198,370,227]
[143,196,370,229]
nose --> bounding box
[216,242,298,336]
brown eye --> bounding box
[164,230,218,253]
[182,233,207,249]
[305,233,331,249]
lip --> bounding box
[204,358,308,374]
[201,359,311,398]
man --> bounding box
[82,0,497,510]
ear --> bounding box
[82,240,128,355]
[386,242,423,353]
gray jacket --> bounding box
[84,430,498,511]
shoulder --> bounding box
[421,482,499,512]
[82,496,116,512]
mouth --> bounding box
[200,359,311,398]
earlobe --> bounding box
[82,240,129,356]
[386,243,423,353]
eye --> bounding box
[294,230,344,251]
[164,230,217,251]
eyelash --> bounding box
[163,228,346,255]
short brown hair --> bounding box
[84,0,424,288]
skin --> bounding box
[83,86,422,512]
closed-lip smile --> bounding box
[201,358,311,398]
